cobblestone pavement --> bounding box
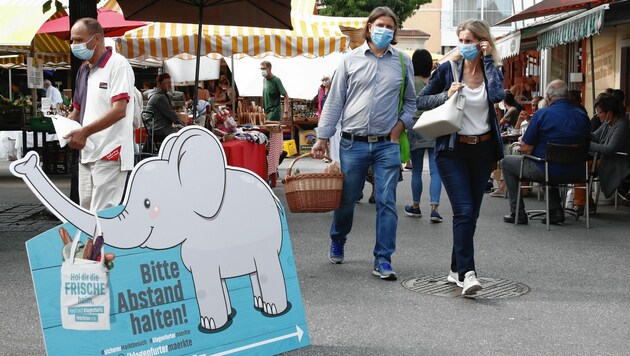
[0,203,60,232]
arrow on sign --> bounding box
[211,325,304,355]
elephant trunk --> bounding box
[10,151,97,236]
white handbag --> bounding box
[413,61,466,139]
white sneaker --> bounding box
[462,271,482,295]
[446,270,463,288]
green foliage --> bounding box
[319,0,431,25]
[42,0,64,14]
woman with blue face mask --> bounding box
[417,19,505,295]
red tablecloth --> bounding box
[221,140,267,180]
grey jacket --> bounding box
[590,117,630,197]
[145,88,185,135]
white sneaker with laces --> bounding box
[446,270,463,288]
[462,271,482,295]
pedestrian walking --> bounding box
[311,6,416,280]
[417,19,505,294]
[404,49,443,222]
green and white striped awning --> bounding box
[537,6,606,49]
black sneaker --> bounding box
[542,209,566,225]
[485,179,494,193]
[503,212,528,224]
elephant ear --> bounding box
[168,126,226,218]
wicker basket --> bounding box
[282,153,344,213]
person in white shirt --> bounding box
[44,79,63,107]
[66,18,135,211]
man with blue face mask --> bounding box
[66,18,135,212]
[311,7,416,281]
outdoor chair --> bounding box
[516,142,591,230]
[140,110,157,157]
[590,151,630,210]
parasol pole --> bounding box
[8,69,13,101]
[231,55,236,114]
[192,3,203,121]
[589,35,596,112]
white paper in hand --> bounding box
[49,115,94,151]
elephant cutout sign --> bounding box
[11,126,291,333]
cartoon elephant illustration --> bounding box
[11,126,288,331]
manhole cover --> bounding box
[402,275,530,299]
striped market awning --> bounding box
[116,21,350,60]
[537,6,606,49]
[0,33,70,68]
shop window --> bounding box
[452,0,513,27]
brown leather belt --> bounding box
[457,132,492,144]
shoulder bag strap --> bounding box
[449,60,459,83]
[398,52,406,115]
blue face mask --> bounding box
[458,43,480,60]
[71,35,96,60]
[371,27,394,49]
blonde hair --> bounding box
[455,19,501,67]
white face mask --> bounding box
[70,35,96,60]
[261,69,268,78]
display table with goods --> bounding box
[217,103,284,187]
[290,99,318,154]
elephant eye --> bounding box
[144,199,150,209]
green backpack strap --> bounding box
[398,51,406,115]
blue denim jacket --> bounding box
[417,56,505,160]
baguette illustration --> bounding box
[82,238,93,260]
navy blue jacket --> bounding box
[417,56,505,161]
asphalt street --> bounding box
[1,155,629,355]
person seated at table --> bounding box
[510,77,536,102]
[207,80,220,99]
[502,79,591,225]
[514,95,544,132]
[591,89,626,132]
[145,73,186,143]
[197,83,210,101]
[573,94,630,216]
[215,75,235,106]
[568,90,588,114]
[499,92,524,130]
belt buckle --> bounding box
[470,136,479,144]
[367,136,378,143]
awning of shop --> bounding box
[495,31,521,60]
[0,33,70,68]
[537,5,606,49]
[495,0,618,26]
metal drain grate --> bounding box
[402,275,530,299]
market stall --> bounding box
[116,11,351,184]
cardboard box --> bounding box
[298,130,317,154]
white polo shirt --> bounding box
[76,49,135,171]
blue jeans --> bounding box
[410,147,441,206]
[331,137,400,265]
[435,141,495,280]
